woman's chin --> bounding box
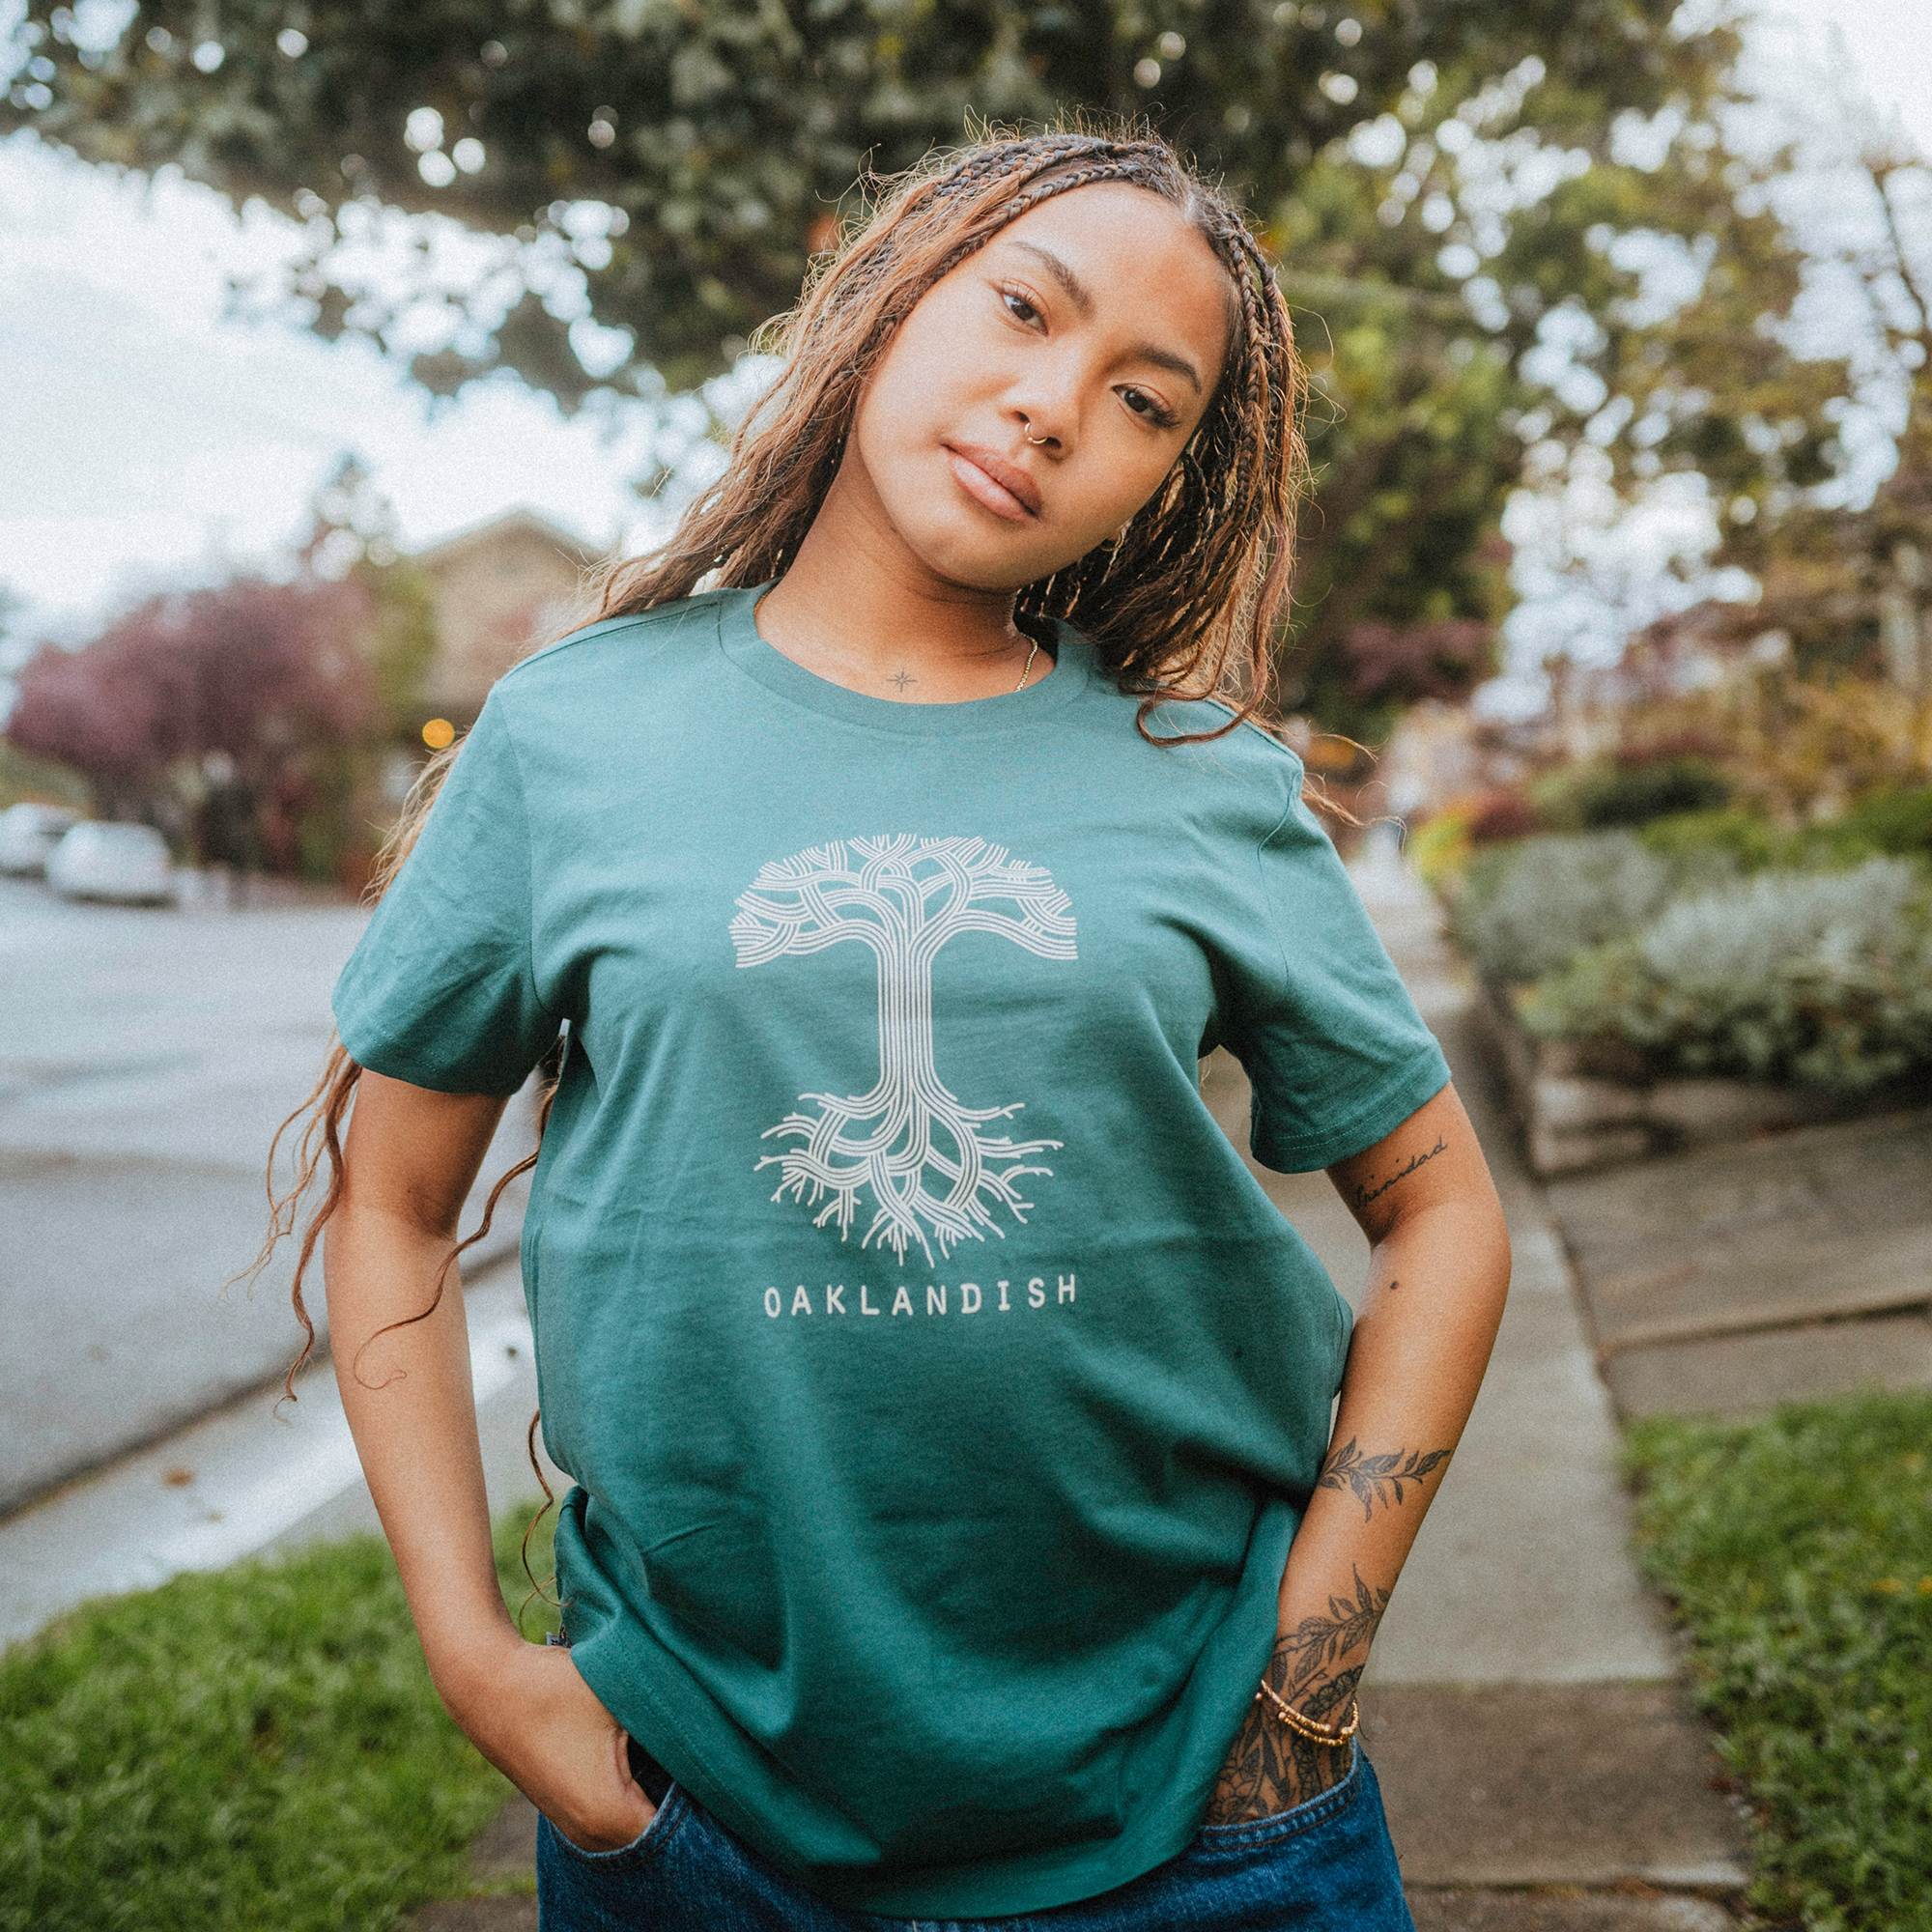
[903,528,1078,597]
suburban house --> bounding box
[412,509,608,725]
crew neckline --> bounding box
[715,583,1090,735]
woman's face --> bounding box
[844,183,1235,593]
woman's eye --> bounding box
[1001,289,1041,326]
[1122,387,1177,427]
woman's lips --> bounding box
[944,442,1041,520]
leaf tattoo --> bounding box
[1319,1438,1451,1521]
[1279,1567,1393,1693]
[1207,1572,1388,1827]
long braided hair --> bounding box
[602,128,1307,735]
[254,129,1309,1517]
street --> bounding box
[0,875,534,1514]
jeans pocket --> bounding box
[546,1783,686,1868]
[1193,1740,1363,1850]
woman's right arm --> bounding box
[327,1068,655,1852]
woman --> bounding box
[284,128,1510,1929]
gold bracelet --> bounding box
[1254,1678,1360,1747]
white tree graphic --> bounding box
[730,835,1077,1263]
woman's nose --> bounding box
[1013,403,1073,453]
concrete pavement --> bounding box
[1200,861,1677,1690]
[0,1251,564,1649]
[1343,851,1747,1924]
[1544,1103,1932,1420]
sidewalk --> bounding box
[1332,852,1747,1926]
[413,852,1752,1929]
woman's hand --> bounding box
[441,1632,658,1853]
[1205,1678,1354,1826]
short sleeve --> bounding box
[1227,781,1450,1174]
[331,695,555,1096]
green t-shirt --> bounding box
[332,585,1449,1917]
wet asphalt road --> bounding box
[0,874,532,1515]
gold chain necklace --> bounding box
[1013,639,1040,693]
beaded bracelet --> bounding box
[1253,1677,1360,1747]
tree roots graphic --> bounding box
[730,836,1077,1264]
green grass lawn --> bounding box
[1626,1390,1932,1932]
[0,1503,560,1932]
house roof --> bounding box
[411,507,606,574]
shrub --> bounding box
[1406,808,1472,893]
[1637,793,1932,879]
[0,742,90,813]
[1465,788,1541,844]
[1521,859,1932,1090]
[1833,783,1932,862]
[1580,754,1733,829]
[1534,754,1734,833]
[1406,792,1543,896]
[1638,808,1791,875]
[1455,832,1672,983]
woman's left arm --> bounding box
[1208,1080,1510,1824]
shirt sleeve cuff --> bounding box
[1248,1046,1451,1175]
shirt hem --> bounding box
[567,1623,1210,1918]
[801,1816,1205,1918]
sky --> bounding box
[1,0,1927,669]
[0,142,663,639]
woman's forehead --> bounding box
[992,180,1217,267]
[985,184,1236,365]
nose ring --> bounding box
[1024,431,1051,446]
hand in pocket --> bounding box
[1205,1694,1353,1828]
[448,1634,658,1852]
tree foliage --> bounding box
[4,576,376,869]
[7,577,371,781]
[3,0,1734,389]
[3,0,1849,735]
[1726,140,1932,681]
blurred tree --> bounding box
[1,0,1842,736]
[4,577,377,873]
[1309,614,1497,747]
[1720,136,1932,688]
[0,582,92,810]
[0,0,1741,392]
[298,452,441,734]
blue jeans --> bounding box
[535,1742,1413,1930]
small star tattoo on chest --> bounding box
[888,668,917,692]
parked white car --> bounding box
[44,822,176,904]
[0,802,81,876]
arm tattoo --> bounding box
[1349,1134,1447,1214]
[1207,1662,1364,1826]
[1318,1438,1451,1520]
[1277,1568,1391,1696]
[1207,1570,1391,1827]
